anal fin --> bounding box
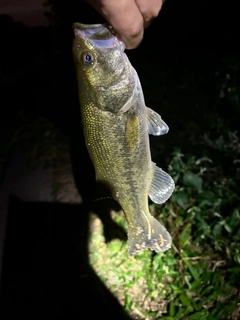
[149,162,175,204]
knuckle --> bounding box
[128,20,143,39]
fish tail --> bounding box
[127,214,171,256]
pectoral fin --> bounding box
[146,107,169,136]
[149,162,175,204]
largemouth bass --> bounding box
[72,23,175,256]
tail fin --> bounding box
[127,215,172,256]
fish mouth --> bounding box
[73,23,107,38]
[73,23,103,30]
[73,23,113,39]
[73,23,125,51]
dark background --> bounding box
[0,0,240,319]
[1,0,240,161]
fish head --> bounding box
[72,23,136,113]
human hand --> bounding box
[86,0,164,49]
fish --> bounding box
[72,23,175,256]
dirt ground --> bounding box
[0,144,81,287]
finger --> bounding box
[86,0,144,49]
[135,0,163,29]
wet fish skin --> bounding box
[72,23,175,256]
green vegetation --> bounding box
[89,147,240,319]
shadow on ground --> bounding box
[0,195,130,319]
[0,126,130,319]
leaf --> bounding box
[171,285,182,294]
[185,261,200,281]
[201,285,214,296]
[228,266,240,273]
[234,254,240,264]
[147,279,154,289]
[172,191,189,207]
[172,159,182,172]
[179,293,191,307]
[175,306,192,319]
[223,221,232,233]
[198,199,214,208]
[213,223,222,236]
[169,301,176,317]
[124,294,132,311]
[183,171,202,192]
[179,223,192,247]
[187,311,209,319]
[152,254,163,272]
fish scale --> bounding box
[73,23,175,256]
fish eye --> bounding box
[82,52,94,65]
